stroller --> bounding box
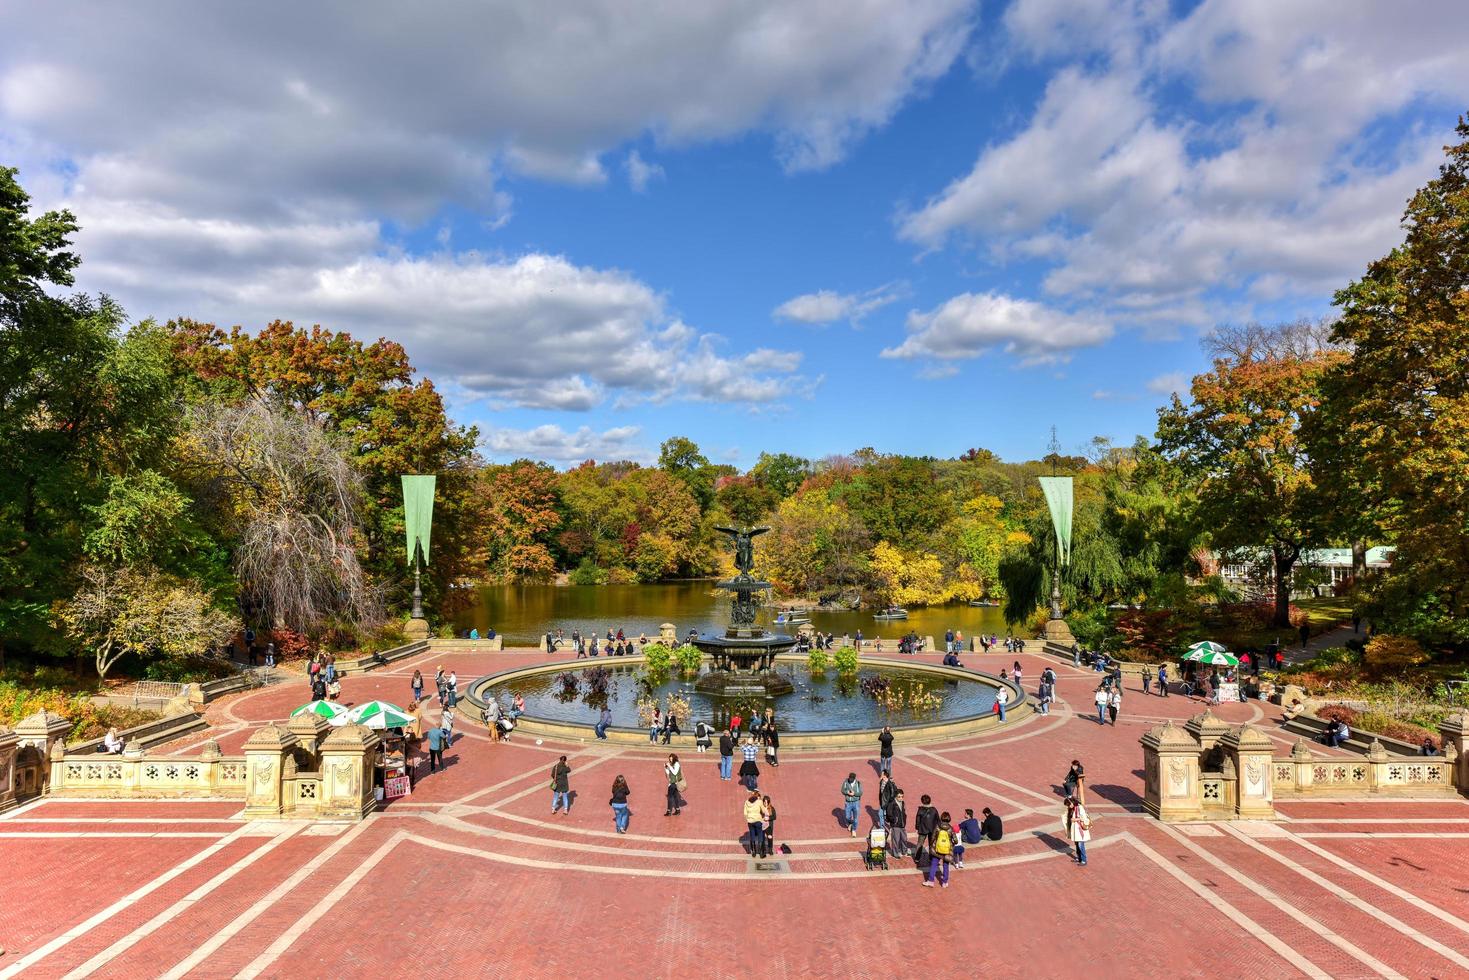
[864,826,889,870]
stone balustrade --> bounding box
[1142,709,1469,823]
[49,740,250,798]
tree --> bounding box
[192,398,379,633]
[837,453,952,550]
[1157,326,1345,626]
[1327,118,1469,648]
[763,492,871,596]
[715,476,776,525]
[480,460,562,581]
[868,541,947,607]
[658,436,715,511]
[750,452,812,498]
[54,565,238,681]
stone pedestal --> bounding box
[403,617,431,641]
[1440,712,1468,796]
[1041,618,1076,647]
[659,623,677,645]
[0,727,17,813]
[243,724,298,820]
[1222,723,1276,819]
[15,710,71,797]
[1141,720,1204,821]
[318,724,379,820]
[1185,709,1232,770]
[287,713,331,762]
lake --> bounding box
[452,581,1012,645]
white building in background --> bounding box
[1214,547,1394,600]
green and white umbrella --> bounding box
[1184,641,1238,666]
[291,700,349,724]
[347,700,416,730]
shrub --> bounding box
[1356,711,1440,749]
[807,647,829,674]
[142,657,232,683]
[568,559,607,586]
[833,645,859,675]
[434,623,457,639]
[666,692,691,721]
[641,643,672,676]
[673,644,702,674]
[607,567,639,585]
[635,695,658,726]
[1316,704,1359,725]
[268,628,313,661]
[1363,634,1428,674]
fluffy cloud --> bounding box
[625,151,666,193]
[1146,371,1189,396]
[901,1,1469,327]
[480,424,651,465]
[881,292,1112,366]
[773,285,901,326]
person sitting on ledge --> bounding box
[1323,718,1351,748]
[942,651,964,668]
[103,727,124,754]
[1421,737,1439,756]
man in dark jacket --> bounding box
[980,807,1003,840]
[885,790,909,857]
[878,726,894,775]
[718,730,734,780]
[914,794,939,852]
[551,756,571,814]
[877,772,898,827]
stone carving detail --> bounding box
[86,764,102,780]
[221,762,243,782]
[105,763,122,780]
[65,763,83,780]
[1273,764,1292,784]
[1244,760,1264,793]
[164,765,180,781]
[299,781,316,800]
[1202,781,1221,801]
[251,760,274,795]
[1166,759,1188,797]
[185,765,200,781]
[145,765,160,780]
[1351,766,1366,782]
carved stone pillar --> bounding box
[287,713,331,766]
[1184,709,1232,771]
[660,623,677,645]
[242,724,298,820]
[318,724,379,821]
[1222,723,1276,820]
[15,710,71,796]
[1440,712,1468,796]
[0,727,17,813]
[1140,720,1204,822]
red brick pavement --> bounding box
[3,648,1467,978]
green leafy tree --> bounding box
[750,452,812,498]
[658,436,715,511]
[1327,118,1469,648]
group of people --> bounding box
[306,653,341,702]
[240,626,277,667]
[570,627,650,658]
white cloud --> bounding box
[625,151,665,193]
[480,424,651,465]
[773,284,901,326]
[881,292,1113,366]
[900,3,1469,331]
[1146,371,1189,396]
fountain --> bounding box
[690,525,796,697]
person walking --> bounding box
[927,812,956,888]
[1066,795,1092,866]
[1157,663,1169,697]
[1037,678,1053,715]
[878,726,894,775]
[1012,661,1023,688]
[434,665,447,706]
[914,794,939,871]
[1107,686,1121,726]
[885,790,910,858]
[446,669,458,707]
[1299,621,1310,649]
[425,723,445,773]
[264,642,276,668]
[996,685,1010,722]
[411,668,424,704]
[764,719,780,767]
[841,772,863,836]
[595,706,612,740]
[440,704,455,746]
[664,754,684,816]
[1093,686,1108,725]
[719,729,735,781]
[1141,668,1152,695]
[609,775,631,834]
[739,737,760,790]
[551,756,572,814]
[744,791,766,856]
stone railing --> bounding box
[1271,738,1457,797]
[334,640,429,676]
[1142,709,1469,822]
[49,740,249,798]
[69,710,208,754]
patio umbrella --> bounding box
[291,700,350,725]
[1185,640,1230,657]
[347,700,416,730]
[1184,648,1240,667]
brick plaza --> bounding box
[3,647,1467,979]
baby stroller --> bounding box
[864,827,889,870]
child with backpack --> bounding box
[926,811,956,888]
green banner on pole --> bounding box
[1038,476,1073,566]
[401,475,436,566]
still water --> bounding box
[484,662,999,732]
[453,581,1011,645]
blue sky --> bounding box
[4,0,1467,466]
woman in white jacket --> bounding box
[1066,796,1091,866]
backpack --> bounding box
[934,828,953,856]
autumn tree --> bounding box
[1326,117,1469,646]
[1157,324,1345,626]
[658,436,716,511]
[480,460,562,582]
